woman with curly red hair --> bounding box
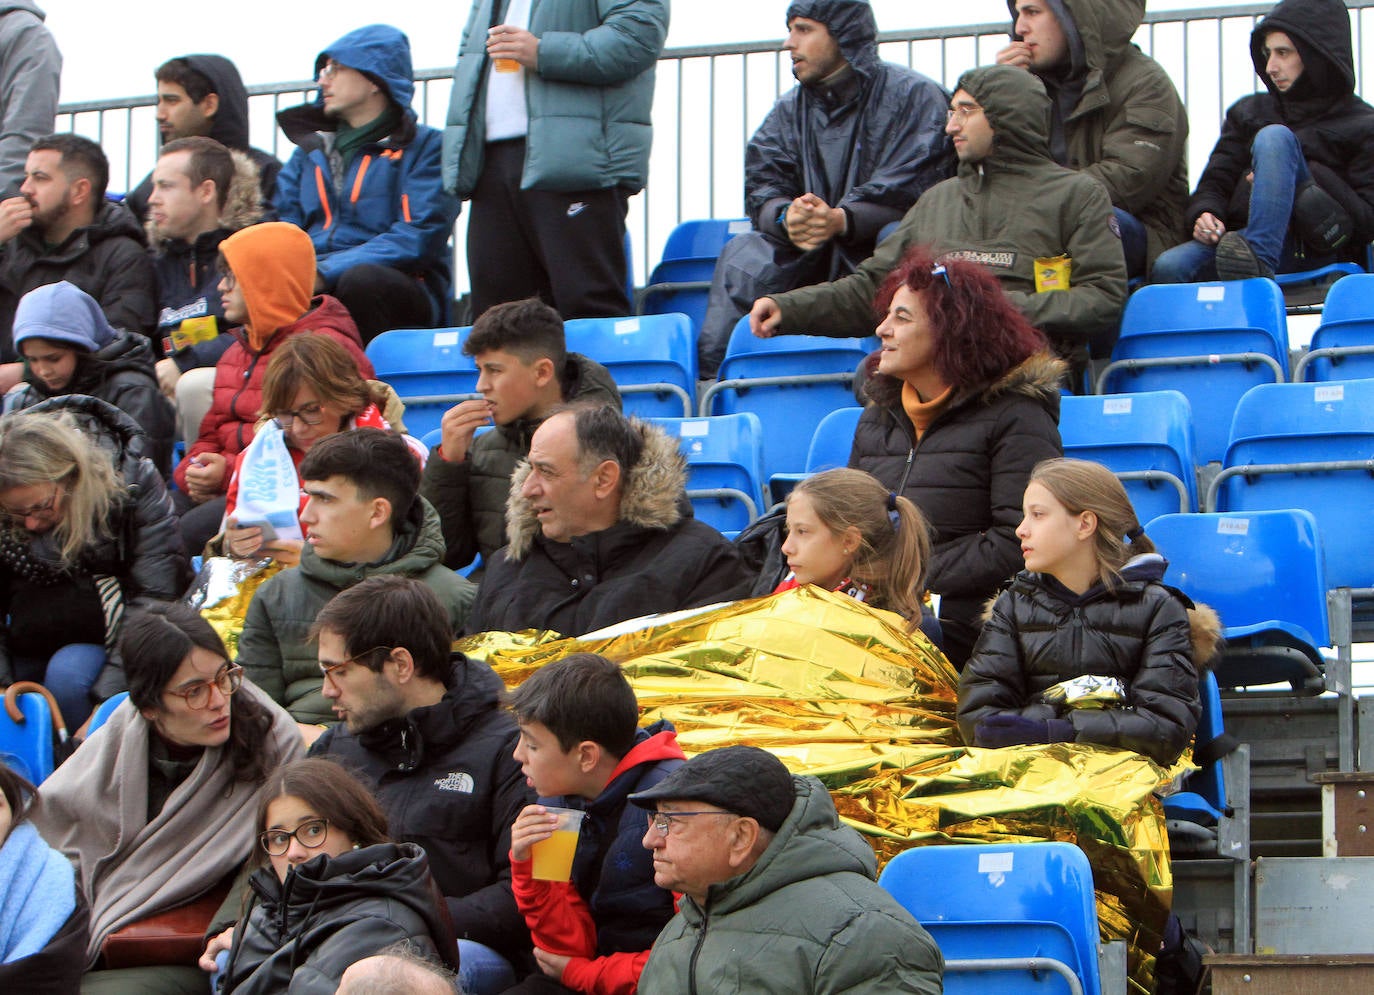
[849,245,1064,666]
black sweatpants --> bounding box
[331,263,436,344]
[467,138,631,321]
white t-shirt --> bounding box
[485,0,533,142]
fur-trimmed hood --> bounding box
[503,418,688,561]
[144,149,263,250]
[863,348,1066,419]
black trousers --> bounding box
[331,262,436,344]
[467,138,631,321]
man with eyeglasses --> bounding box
[308,575,531,995]
[275,25,461,343]
[236,429,474,729]
[629,745,944,994]
[752,63,1127,388]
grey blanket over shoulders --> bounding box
[30,681,303,967]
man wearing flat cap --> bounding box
[630,745,944,994]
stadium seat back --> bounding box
[0,691,56,783]
[365,326,478,439]
[651,414,766,536]
[565,313,696,418]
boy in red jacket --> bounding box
[506,653,685,995]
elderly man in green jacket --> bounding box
[752,64,1127,381]
[631,746,944,995]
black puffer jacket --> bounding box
[747,0,952,265]
[958,554,1214,765]
[0,396,188,695]
[420,353,621,573]
[309,655,532,962]
[1185,0,1374,254]
[222,843,449,995]
[6,329,174,474]
[464,419,753,637]
[0,203,157,359]
[849,352,1064,666]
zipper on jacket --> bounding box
[688,912,708,995]
[1071,605,1084,663]
[313,167,333,230]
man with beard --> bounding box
[0,134,156,393]
[697,0,952,376]
[124,55,281,222]
[309,574,531,994]
[275,25,461,342]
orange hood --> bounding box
[220,222,316,349]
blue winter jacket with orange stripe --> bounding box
[275,24,461,323]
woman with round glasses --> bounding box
[31,602,303,993]
[0,402,186,729]
[219,333,423,564]
[212,757,455,993]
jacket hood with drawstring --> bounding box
[218,222,315,349]
[956,64,1054,166]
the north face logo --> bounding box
[434,771,475,793]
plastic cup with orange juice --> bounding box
[493,58,520,72]
[530,807,585,881]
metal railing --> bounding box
[57,2,1374,293]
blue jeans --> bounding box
[456,940,517,995]
[13,643,106,730]
[1152,124,1315,282]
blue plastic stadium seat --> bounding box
[86,691,130,737]
[1208,379,1374,593]
[0,691,56,783]
[768,405,862,504]
[564,313,696,418]
[650,413,766,536]
[365,326,478,440]
[1060,390,1199,520]
[1149,510,1329,693]
[1163,671,1228,827]
[1274,261,1363,291]
[1096,279,1289,464]
[879,842,1103,995]
[1294,272,1374,382]
[639,218,752,335]
[701,318,871,486]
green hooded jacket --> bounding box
[637,775,944,995]
[773,64,1127,367]
[236,497,476,724]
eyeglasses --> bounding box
[646,810,735,836]
[946,104,984,123]
[318,60,342,81]
[217,269,237,291]
[259,818,331,856]
[272,402,328,430]
[320,646,392,686]
[1,485,62,521]
[164,662,243,710]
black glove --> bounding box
[974,713,1076,749]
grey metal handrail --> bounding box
[1095,352,1284,396]
[1109,469,1191,514]
[1292,343,1374,382]
[942,956,1085,995]
[699,370,854,418]
[1204,458,1374,512]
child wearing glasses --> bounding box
[505,653,686,995]
[209,758,456,993]
[30,603,303,993]
[0,402,186,729]
[218,333,425,566]
[170,222,374,557]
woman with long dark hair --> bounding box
[850,245,1065,666]
[31,602,303,993]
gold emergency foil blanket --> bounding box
[187,556,284,659]
[458,586,1182,994]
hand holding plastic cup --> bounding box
[530,807,585,881]
[488,25,521,72]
